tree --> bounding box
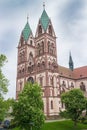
[0,54,9,98]
[12,82,45,130]
[0,98,12,122]
[0,54,9,122]
[0,98,6,121]
[61,89,86,127]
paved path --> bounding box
[45,118,66,122]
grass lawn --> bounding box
[13,120,87,130]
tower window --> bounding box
[38,25,42,34]
[22,68,24,73]
[50,77,54,86]
[30,40,33,46]
[48,25,52,35]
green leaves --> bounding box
[0,54,9,98]
[12,82,45,130]
[61,89,86,126]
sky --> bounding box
[0,0,87,99]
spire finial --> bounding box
[27,14,29,22]
[43,2,45,10]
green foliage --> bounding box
[12,82,45,130]
[0,54,9,98]
[0,98,6,121]
[0,98,12,121]
[61,89,86,126]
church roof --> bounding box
[58,65,74,79]
[73,66,87,79]
[58,65,87,79]
[40,9,50,31]
[22,22,32,41]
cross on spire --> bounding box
[43,2,45,10]
[27,14,29,22]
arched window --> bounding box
[48,41,50,53]
[80,82,86,91]
[27,77,34,84]
[37,63,40,67]
[62,81,66,87]
[50,77,53,86]
[71,82,74,88]
[38,25,42,34]
[20,81,22,91]
[22,68,24,73]
[51,100,53,109]
[48,62,51,69]
[41,41,44,54]
[42,61,45,69]
[30,40,33,46]
[29,52,33,57]
[40,77,43,86]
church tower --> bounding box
[35,6,60,117]
[16,18,35,99]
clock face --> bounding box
[27,77,34,84]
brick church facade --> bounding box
[16,7,87,117]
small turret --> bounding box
[69,52,74,71]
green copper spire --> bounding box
[40,9,50,31]
[69,52,74,71]
[22,20,32,41]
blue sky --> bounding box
[0,0,87,99]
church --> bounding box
[16,5,87,118]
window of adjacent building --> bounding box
[71,82,74,88]
[62,81,66,86]
[51,100,53,109]
[80,82,86,91]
